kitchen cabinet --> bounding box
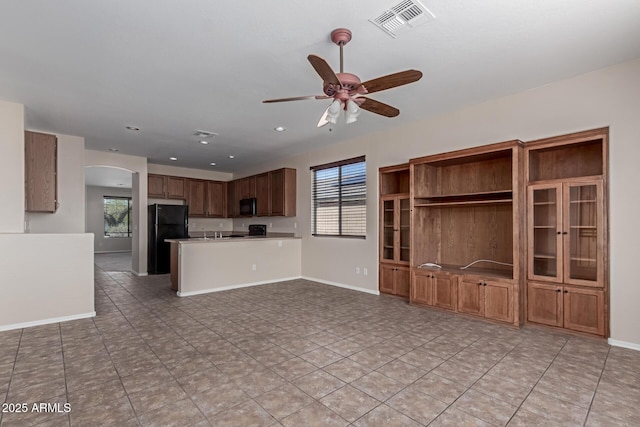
[255,172,270,216]
[147,174,186,200]
[206,181,226,217]
[148,174,166,198]
[527,282,604,335]
[226,180,238,218]
[411,269,457,311]
[380,264,410,298]
[25,131,57,212]
[187,179,207,217]
[458,276,513,323]
[237,176,256,199]
[270,168,296,217]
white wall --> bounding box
[0,100,24,232]
[0,233,94,330]
[27,132,85,233]
[237,58,640,347]
[147,163,232,181]
[86,185,132,252]
[85,150,148,275]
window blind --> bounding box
[311,156,366,238]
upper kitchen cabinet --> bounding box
[25,131,57,212]
[226,180,238,218]
[205,181,226,218]
[237,176,256,199]
[270,168,296,217]
[186,179,207,217]
[255,172,270,217]
[148,174,186,200]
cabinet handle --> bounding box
[556,289,561,292]
[562,232,568,235]
[478,282,482,286]
[564,290,568,293]
[483,283,487,286]
[556,231,562,235]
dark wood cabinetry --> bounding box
[206,181,226,218]
[255,173,270,216]
[187,179,207,217]
[227,168,296,218]
[270,168,296,217]
[411,269,457,310]
[148,174,186,200]
[25,131,57,212]
[458,276,514,323]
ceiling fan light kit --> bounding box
[263,27,422,128]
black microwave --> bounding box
[239,197,256,216]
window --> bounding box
[311,156,366,238]
[104,196,132,237]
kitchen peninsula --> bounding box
[167,235,301,296]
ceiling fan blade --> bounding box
[317,106,330,128]
[263,95,329,103]
[357,70,423,95]
[308,55,341,86]
[358,97,400,117]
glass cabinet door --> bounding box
[564,181,603,286]
[529,184,562,282]
[399,198,410,262]
[382,199,395,262]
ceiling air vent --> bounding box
[193,130,218,138]
[370,0,435,38]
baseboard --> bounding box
[608,338,640,352]
[301,276,380,296]
[177,276,302,297]
[94,250,132,254]
[0,311,96,332]
[132,271,148,277]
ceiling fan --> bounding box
[263,28,423,127]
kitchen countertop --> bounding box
[166,234,300,244]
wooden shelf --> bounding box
[415,199,512,208]
[533,253,557,259]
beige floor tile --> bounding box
[320,385,380,422]
[207,399,277,427]
[293,370,346,399]
[255,383,315,419]
[281,401,349,427]
[386,388,448,425]
[352,404,422,427]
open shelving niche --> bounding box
[409,140,525,326]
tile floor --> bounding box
[1,264,639,426]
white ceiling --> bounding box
[1,1,639,173]
[85,166,132,189]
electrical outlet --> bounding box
[294,222,297,229]
[269,223,273,228]
[363,268,368,276]
[278,240,283,247]
[242,223,245,227]
[356,267,360,274]
[252,264,257,271]
[219,223,223,228]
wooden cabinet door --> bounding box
[563,180,604,287]
[206,181,226,218]
[187,179,206,217]
[380,264,396,294]
[226,180,237,218]
[563,286,604,335]
[148,174,166,198]
[432,273,457,311]
[25,131,58,212]
[238,176,256,198]
[411,271,432,305]
[528,184,563,283]
[395,266,410,298]
[166,176,186,199]
[255,172,270,216]
[270,169,284,216]
[484,280,513,323]
[527,282,563,327]
[458,278,484,317]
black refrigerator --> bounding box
[148,204,189,274]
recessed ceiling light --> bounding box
[169,157,178,161]
[194,130,218,138]
[210,162,216,166]
[228,155,235,159]
[199,140,209,145]
[274,126,286,132]
[109,148,119,152]
[125,126,140,131]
